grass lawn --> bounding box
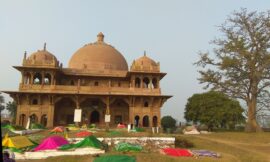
[15,130,270,162]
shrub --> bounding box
[175,137,194,148]
[161,116,176,131]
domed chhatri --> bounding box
[131,51,160,72]
[23,43,59,67]
[68,32,128,72]
[4,33,171,129]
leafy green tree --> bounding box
[0,93,5,112]
[195,9,270,132]
[6,101,17,123]
[161,116,176,131]
[184,91,245,131]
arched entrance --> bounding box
[143,115,149,127]
[110,99,129,125]
[54,97,76,126]
[40,114,47,127]
[80,98,106,125]
[90,110,100,123]
[135,115,140,127]
[153,116,158,127]
[30,114,38,123]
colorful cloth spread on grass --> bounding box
[59,135,103,150]
[94,155,136,162]
[115,142,143,152]
[30,123,45,129]
[191,150,221,158]
[2,136,35,149]
[34,136,69,151]
[117,124,126,128]
[76,131,92,137]
[161,148,192,157]
[50,126,65,133]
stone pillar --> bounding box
[105,97,110,131]
[140,76,143,88]
[149,76,153,89]
[51,73,54,85]
[21,72,25,84]
[47,104,55,128]
[30,72,34,85]
[41,71,45,85]
[15,105,21,125]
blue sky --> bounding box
[0,0,269,121]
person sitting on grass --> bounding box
[3,151,15,162]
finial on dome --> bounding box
[144,50,146,56]
[23,51,27,60]
[97,32,104,42]
[43,43,47,51]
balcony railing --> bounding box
[19,84,161,95]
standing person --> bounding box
[3,151,15,162]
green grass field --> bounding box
[16,131,270,162]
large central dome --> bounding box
[68,32,128,71]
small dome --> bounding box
[23,43,58,67]
[68,33,128,72]
[131,52,160,72]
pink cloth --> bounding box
[34,136,69,151]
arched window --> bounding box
[32,99,38,105]
[33,73,42,84]
[44,73,51,85]
[152,78,158,89]
[135,78,141,88]
[144,101,149,107]
[40,114,47,127]
[94,81,99,86]
[143,115,149,127]
[143,77,150,88]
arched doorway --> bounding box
[54,97,76,126]
[110,99,129,125]
[40,114,47,127]
[80,98,106,125]
[90,110,100,123]
[153,116,158,127]
[143,115,149,127]
[135,115,140,127]
[30,114,38,123]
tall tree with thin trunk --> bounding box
[195,9,270,132]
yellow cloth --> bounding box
[2,136,34,149]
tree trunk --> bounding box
[245,97,262,132]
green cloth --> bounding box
[1,128,17,137]
[108,131,122,137]
[94,155,136,162]
[30,123,45,129]
[115,142,143,152]
[59,136,103,150]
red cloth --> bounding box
[117,124,126,128]
[76,131,92,137]
[162,148,192,157]
[51,126,64,133]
